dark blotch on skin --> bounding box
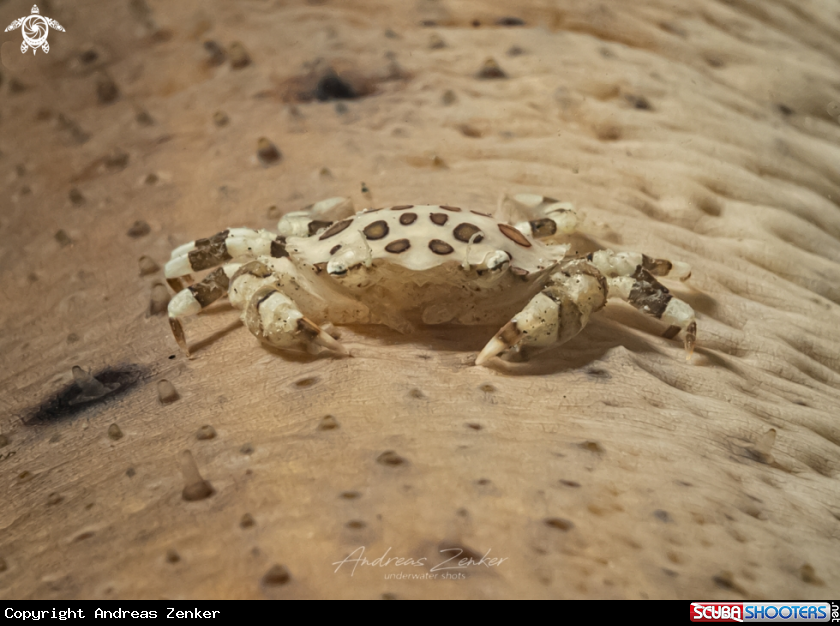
[319,219,353,240]
[430,213,449,226]
[363,220,389,240]
[385,239,410,253]
[189,230,232,271]
[428,239,454,255]
[262,564,291,586]
[399,213,417,225]
[271,238,288,258]
[628,266,672,319]
[544,517,574,531]
[330,244,342,255]
[641,254,673,276]
[26,366,145,425]
[390,205,414,210]
[316,70,357,101]
[453,223,484,243]
[440,205,462,212]
[377,450,406,466]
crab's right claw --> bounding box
[475,321,521,366]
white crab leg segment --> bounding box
[165,228,285,281]
[277,197,354,238]
[589,249,691,281]
[476,259,607,365]
[242,286,348,356]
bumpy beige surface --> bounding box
[1,0,839,600]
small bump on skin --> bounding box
[385,239,411,253]
[157,379,179,404]
[430,213,449,226]
[262,564,291,586]
[319,219,353,240]
[440,205,462,212]
[149,283,170,315]
[399,213,417,225]
[429,239,454,255]
[498,223,532,247]
[138,255,159,276]
[257,137,281,165]
[390,205,414,210]
[196,425,217,440]
[180,450,214,501]
[453,223,484,243]
[363,220,389,240]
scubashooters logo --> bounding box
[5,5,65,54]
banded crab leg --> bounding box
[588,249,696,358]
[165,228,285,292]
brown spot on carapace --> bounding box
[428,239,454,255]
[385,239,411,254]
[308,220,333,236]
[391,205,415,210]
[453,223,484,243]
[363,220,389,240]
[330,244,342,255]
[471,210,492,217]
[430,213,449,226]
[440,205,461,212]
[498,223,532,247]
[529,218,557,238]
[399,213,418,225]
[318,219,353,240]
[189,230,232,271]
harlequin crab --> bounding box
[165,195,696,365]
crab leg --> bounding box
[499,193,580,239]
[165,228,285,292]
[588,249,696,358]
[476,259,607,365]
[276,197,355,238]
[167,264,242,355]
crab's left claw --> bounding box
[298,317,350,357]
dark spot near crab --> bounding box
[385,239,411,253]
[377,450,407,466]
[294,377,319,388]
[544,517,574,531]
[496,16,526,26]
[429,239,454,255]
[26,365,146,425]
[316,70,357,101]
[399,213,417,225]
[430,213,449,226]
[319,218,353,240]
[363,220,389,240]
[453,223,484,243]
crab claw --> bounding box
[297,317,350,357]
[475,321,521,366]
